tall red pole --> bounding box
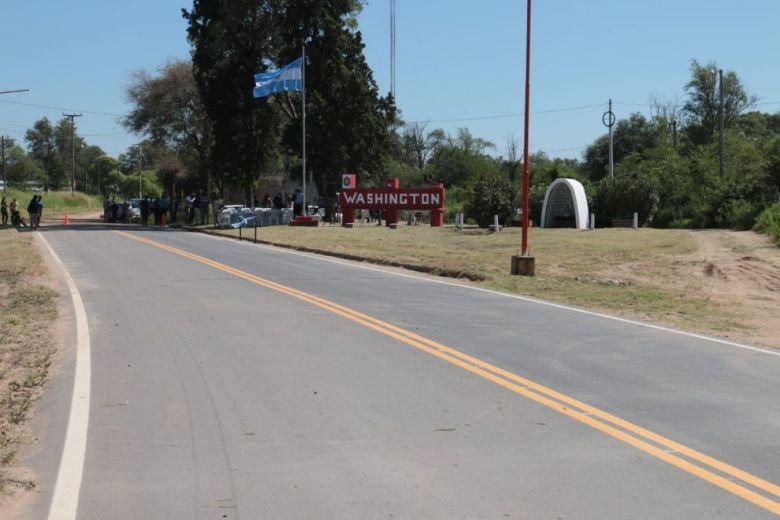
[520,0,532,256]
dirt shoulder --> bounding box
[0,228,59,504]
[674,230,780,347]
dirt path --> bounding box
[676,230,780,348]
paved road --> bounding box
[18,225,780,519]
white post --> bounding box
[590,213,595,230]
[633,212,639,229]
[494,214,500,231]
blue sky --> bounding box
[2,1,779,161]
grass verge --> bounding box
[204,224,744,337]
[3,189,103,218]
[0,228,57,498]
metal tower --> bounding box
[390,0,396,99]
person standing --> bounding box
[102,196,111,223]
[140,197,150,226]
[158,193,170,225]
[35,195,43,227]
[27,196,38,229]
[1,195,8,226]
[293,188,303,217]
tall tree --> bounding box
[274,0,397,192]
[183,0,279,200]
[3,144,44,185]
[124,60,213,189]
[683,60,756,144]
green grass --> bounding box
[2,188,103,215]
[205,224,743,336]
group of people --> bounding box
[184,192,217,226]
[263,190,325,218]
[101,191,222,227]
[1,195,43,228]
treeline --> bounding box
[0,117,108,193]
[385,60,780,241]
[4,2,780,243]
[0,117,169,197]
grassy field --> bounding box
[2,189,103,217]
[0,228,58,497]
[208,224,745,337]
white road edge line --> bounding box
[196,231,780,358]
[39,234,91,520]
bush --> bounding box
[593,173,659,226]
[444,185,468,223]
[754,201,780,245]
[716,199,763,230]
[464,171,516,228]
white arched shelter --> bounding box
[540,178,589,229]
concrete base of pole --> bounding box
[511,255,536,276]
[389,223,398,229]
[342,222,354,228]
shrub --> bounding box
[754,202,780,245]
[464,171,516,228]
[593,173,659,226]
[716,199,763,230]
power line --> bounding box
[403,103,605,125]
[0,99,124,117]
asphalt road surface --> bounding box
[17,225,780,519]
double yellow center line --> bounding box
[117,230,780,515]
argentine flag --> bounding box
[253,58,303,98]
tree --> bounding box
[593,168,660,226]
[583,113,659,181]
[25,118,64,190]
[184,0,279,201]
[124,60,212,189]
[2,143,44,185]
[401,122,431,170]
[453,128,494,155]
[78,144,106,194]
[682,59,756,144]
[274,0,397,193]
[464,170,516,228]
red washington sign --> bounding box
[339,178,445,227]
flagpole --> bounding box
[301,44,307,215]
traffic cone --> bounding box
[64,213,70,225]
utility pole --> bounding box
[719,69,725,177]
[63,113,82,194]
[511,0,535,276]
[602,99,616,179]
[672,119,677,149]
[1,136,12,194]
